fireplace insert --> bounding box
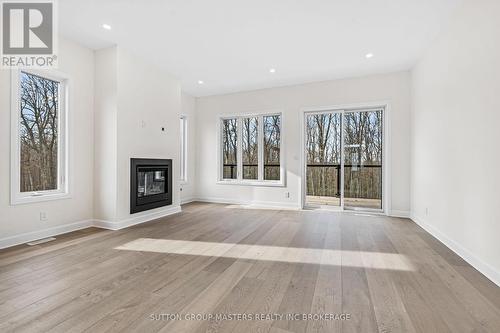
[130,158,172,214]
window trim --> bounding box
[10,69,71,205]
[217,111,285,187]
[180,115,188,184]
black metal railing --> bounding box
[222,163,381,199]
[223,164,238,179]
[306,164,382,199]
[222,164,280,180]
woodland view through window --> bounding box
[12,70,68,203]
[221,114,282,183]
[263,115,281,181]
[242,117,258,180]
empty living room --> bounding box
[1,0,500,332]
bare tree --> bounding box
[263,115,280,180]
[343,111,383,200]
[19,72,59,192]
[222,118,238,179]
[306,114,341,197]
[242,117,258,179]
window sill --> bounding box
[216,180,285,187]
[11,192,71,205]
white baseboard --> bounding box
[180,196,196,205]
[389,210,411,218]
[0,206,182,250]
[0,219,94,250]
[94,205,182,230]
[411,213,500,287]
[194,196,301,210]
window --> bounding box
[219,113,283,185]
[222,118,238,179]
[242,117,258,180]
[180,115,188,182]
[11,69,69,204]
[263,115,281,181]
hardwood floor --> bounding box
[1,202,499,332]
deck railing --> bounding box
[306,164,382,199]
[222,164,279,180]
[222,163,381,199]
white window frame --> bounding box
[180,115,188,183]
[10,69,70,205]
[217,111,285,187]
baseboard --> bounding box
[93,205,182,231]
[180,196,196,205]
[194,196,300,210]
[0,205,183,250]
[389,210,411,218]
[411,213,500,287]
[0,219,94,250]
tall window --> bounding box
[180,115,188,182]
[242,117,258,180]
[11,70,68,204]
[263,115,281,181]
[220,113,282,184]
[222,118,238,179]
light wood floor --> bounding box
[305,196,381,209]
[1,202,499,333]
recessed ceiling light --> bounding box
[198,80,204,85]
[365,53,374,59]
[102,24,112,30]
[269,68,276,73]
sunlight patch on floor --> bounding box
[224,204,297,210]
[115,238,415,271]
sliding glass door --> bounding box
[305,112,342,207]
[343,110,383,210]
[304,108,383,211]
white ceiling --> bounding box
[59,0,461,96]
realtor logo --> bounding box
[1,0,57,68]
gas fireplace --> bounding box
[130,158,172,214]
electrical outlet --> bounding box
[285,192,290,199]
[40,212,48,221]
[425,207,429,216]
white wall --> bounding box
[93,46,182,224]
[180,93,197,203]
[115,47,181,220]
[0,38,95,243]
[196,72,411,213]
[411,0,500,284]
[94,47,117,221]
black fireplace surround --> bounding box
[130,158,172,214]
